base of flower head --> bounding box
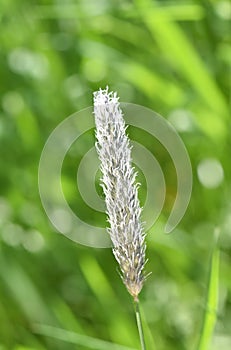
[125,282,143,302]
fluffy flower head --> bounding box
[93,87,147,300]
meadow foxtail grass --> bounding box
[94,87,148,350]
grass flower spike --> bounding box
[93,87,147,302]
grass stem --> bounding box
[134,301,146,350]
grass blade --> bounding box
[197,229,220,350]
[33,324,137,350]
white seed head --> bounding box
[93,87,147,300]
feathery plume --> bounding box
[93,87,147,301]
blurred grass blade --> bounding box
[135,0,229,119]
[116,61,184,106]
[0,259,53,323]
[33,324,137,350]
[127,3,205,21]
[79,254,138,346]
[197,229,220,350]
[139,303,156,350]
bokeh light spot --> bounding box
[215,1,231,19]
[83,58,106,82]
[23,230,45,253]
[8,48,49,79]
[168,109,194,132]
[2,91,24,115]
[197,158,224,188]
[1,223,24,247]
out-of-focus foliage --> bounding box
[0,0,230,349]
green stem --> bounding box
[134,301,146,350]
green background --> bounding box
[0,0,230,349]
